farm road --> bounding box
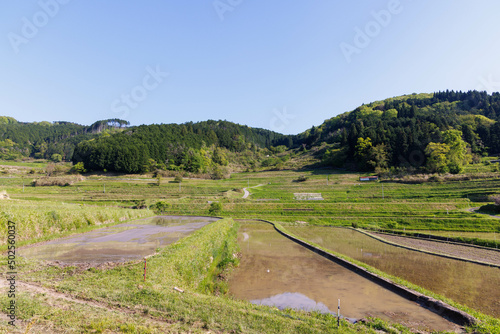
[242,184,264,199]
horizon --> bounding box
[2,89,495,136]
[2,1,500,134]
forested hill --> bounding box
[72,120,293,173]
[300,90,500,172]
[0,118,129,161]
[3,90,500,175]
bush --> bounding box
[70,162,86,174]
[32,176,84,187]
[174,175,183,183]
[208,202,223,216]
[386,221,398,229]
[295,175,308,182]
[150,201,170,213]
[447,162,463,174]
[132,200,147,209]
[211,166,226,180]
[50,154,63,163]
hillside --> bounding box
[300,90,500,173]
[0,118,128,161]
[72,120,293,174]
[3,90,500,174]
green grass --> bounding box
[2,169,500,232]
[0,159,49,168]
[2,219,411,333]
[0,200,152,250]
[1,168,500,331]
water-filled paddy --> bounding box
[288,226,500,318]
[229,221,462,332]
[19,216,217,263]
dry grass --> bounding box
[385,172,500,184]
[32,175,85,187]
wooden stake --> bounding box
[337,299,340,327]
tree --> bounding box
[70,162,86,174]
[442,129,469,166]
[369,144,388,169]
[150,201,170,213]
[212,147,228,166]
[50,153,62,162]
[425,142,450,173]
[354,137,373,170]
[208,202,223,216]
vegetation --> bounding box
[72,120,292,173]
[2,90,500,176]
[1,218,409,334]
[0,118,129,161]
[1,160,500,332]
[2,90,500,331]
[0,200,151,249]
[311,91,500,172]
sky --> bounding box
[1,1,500,135]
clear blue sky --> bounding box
[1,1,499,134]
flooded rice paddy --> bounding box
[288,226,500,318]
[229,221,463,332]
[19,216,217,263]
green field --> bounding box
[1,166,500,333]
[4,169,500,233]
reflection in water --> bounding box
[252,292,332,314]
[19,216,218,264]
[229,222,461,333]
[289,226,500,318]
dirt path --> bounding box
[0,279,178,332]
[372,232,500,266]
[242,184,264,199]
[0,279,133,314]
[467,207,500,219]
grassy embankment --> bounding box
[0,160,499,331]
[0,219,413,334]
[2,164,500,246]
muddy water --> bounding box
[20,216,217,263]
[288,226,500,318]
[229,222,462,333]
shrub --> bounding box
[150,201,170,213]
[174,175,183,183]
[208,202,223,216]
[295,175,308,182]
[211,166,225,180]
[132,200,147,209]
[50,154,63,163]
[70,162,86,174]
[386,221,398,229]
[32,176,84,187]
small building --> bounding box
[359,176,378,181]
